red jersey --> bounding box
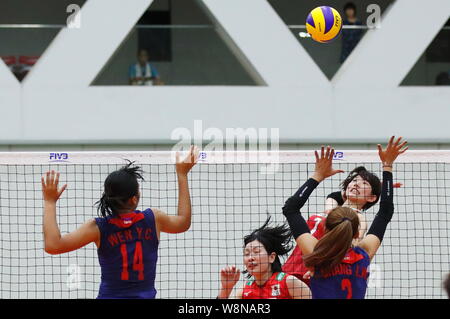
[242,272,291,299]
[282,214,326,286]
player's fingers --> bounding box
[377,144,383,154]
[329,148,335,160]
[395,136,402,146]
[188,145,194,162]
[192,146,200,164]
[320,146,324,159]
[325,146,330,159]
[397,141,408,150]
[46,171,51,184]
[388,136,395,148]
[41,176,46,189]
[55,172,60,186]
[399,146,409,154]
[58,184,67,198]
[314,150,319,162]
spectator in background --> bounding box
[129,49,162,85]
[340,2,363,63]
[435,71,450,85]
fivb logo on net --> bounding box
[171,120,280,174]
[49,153,70,163]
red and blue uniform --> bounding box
[310,246,370,299]
[95,209,158,299]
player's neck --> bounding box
[117,208,137,216]
[253,271,273,286]
[343,200,364,212]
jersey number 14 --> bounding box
[120,242,144,281]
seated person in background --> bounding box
[340,2,363,63]
[129,49,162,86]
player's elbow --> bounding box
[175,217,191,233]
[44,242,62,255]
[178,220,191,233]
[44,247,60,255]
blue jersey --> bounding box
[310,246,370,299]
[95,209,159,299]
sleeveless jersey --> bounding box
[282,214,326,285]
[95,209,159,299]
[310,246,370,299]
[242,272,291,299]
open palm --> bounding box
[377,136,408,165]
[312,146,344,182]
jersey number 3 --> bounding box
[120,242,144,281]
[341,279,353,299]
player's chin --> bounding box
[346,194,365,203]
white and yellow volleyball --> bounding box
[306,6,342,43]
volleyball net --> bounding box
[0,150,448,299]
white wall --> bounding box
[0,0,449,146]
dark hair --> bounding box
[303,207,359,275]
[96,161,144,218]
[340,166,381,210]
[344,2,357,13]
[243,216,293,277]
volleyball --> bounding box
[306,6,342,43]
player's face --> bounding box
[243,240,274,277]
[345,175,376,206]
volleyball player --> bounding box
[42,146,199,299]
[217,218,311,299]
[282,137,407,298]
[283,166,382,284]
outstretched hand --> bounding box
[41,170,67,203]
[377,136,408,166]
[176,145,200,176]
[311,146,344,182]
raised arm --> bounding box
[154,145,199,235]
[358,136,408,259]
[42,171,99,255]
[282,146,344,255]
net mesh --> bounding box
[0,152,449,299]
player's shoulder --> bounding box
[94,216,107,228]
[352,245,370,258]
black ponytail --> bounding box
[96,161,144,218]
